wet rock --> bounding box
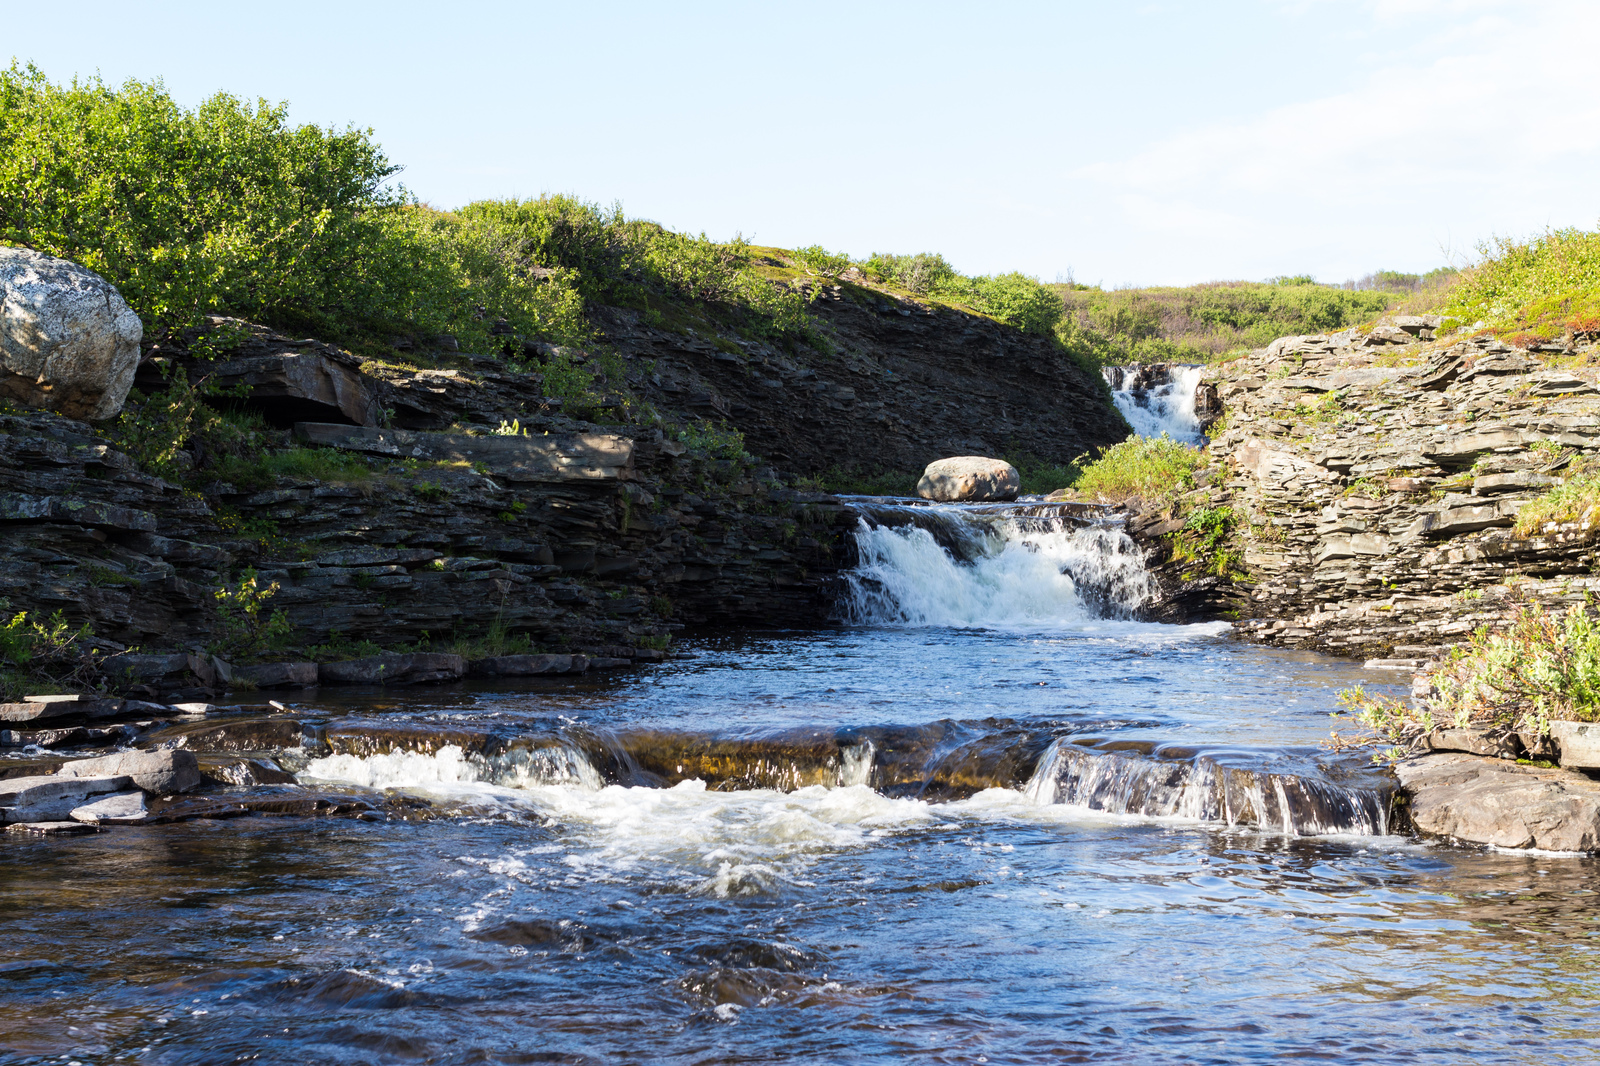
[1549,720,1600,770]
[69,790,150,824]
[0,247,142,420]
[197,754,297,787]
[5,820,98,835]
[466,653,584,677]
[0,697,125,723]
[1396,752,1600,852]
[0,773,133,822]
[143,716,311,753]
[319,652,466,685]
[232,662,319,688]
[916,456,1020,502]
[57,749,202,794]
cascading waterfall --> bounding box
[840,504,1152,627]
[1104,364,1206,443]
[1023,740,1391,837]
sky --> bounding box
[7,0,1599,287]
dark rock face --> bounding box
[594,295,1126,477]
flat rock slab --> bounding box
[0,699,124,723]
[58,749,202,794]
[294,422,634,482]
[232,662,319,688]
[0,773,134,823]
[6,820,99,836]
[320,653,465,686]
[1396,752,1600,852]
[70,790,150,824]
[466,653,588,678]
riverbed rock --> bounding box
[57,749,202,794]
[1549,720,1600,770]
[0,773,134,822]
[0,247,143,420]
[69,790,150,824]
[1395,752,1600,852]
[0,698,125,723]
[467,653,585,677]
[319,652,466,685]
[232,662,319,689]
[916,457,1020,502]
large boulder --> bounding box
[0,247,142,420]
[916,456,1020,502]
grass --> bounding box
[1337,602,1600,758]
[211,447,375,490]
[1439,226,1600,344]
[1068,434,1205,503]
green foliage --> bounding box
[1342,602,1600,760]
[673,419,752,462]
[209,569,292,660]
[1176,505,1242,577]
[1514,459,1600,535]
[1070,434,1204,502]
[861,252,1063,335]
[1054,281,1394,369]
[414,480,449,502]
[791,245,851,277]
[0,602,100,699]
[210,446,373,490]
[111,368,220,477]
[1440,226,1600,342]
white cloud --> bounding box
[1074,0,1600,277]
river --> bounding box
[4,504,1600,1064]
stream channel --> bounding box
[6,424,1600,1063]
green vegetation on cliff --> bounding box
[1438,226,1600,346]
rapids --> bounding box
[4,500,1600,1063]
[1104,363,1207,443]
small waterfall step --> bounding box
[1104,363,1207,444]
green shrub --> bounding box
[1440,226,1600,342]
[1069,434,1204,502]
[209,569,292,660]
[0,601,99,699]
[210,447,373,490]
[1338,602,1600,758]
[1514,460,1600,535]
[673,419,751,462]
[862,252,957,295]
[791,245,852,277]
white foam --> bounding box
[843,518,1154,629]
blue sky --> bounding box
[8,0,1599,285]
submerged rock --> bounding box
[916,456,1020,502]
[0,247,143,420]
[1396,752,1600,852]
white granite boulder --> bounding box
[916,456,1020,502]
[0,247,142,420]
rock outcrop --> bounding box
[1127,323,1600,650]
[1396,752,1600,852]
[916,456,1020,502]
[0,247,142,420]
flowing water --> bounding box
[4,502,1600,1065]
[1104,365,1207,443]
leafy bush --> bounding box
[1440,226,1600,342]
[209,569,292,660]
[1514,460,1600,536]
[862,252,957,295]
[791,245,851,277]
[673,419,751,462]
[1176,505,1242,577]
[0,601,100,699]
[1069,434,1204,502]
[1338,602,1600,758]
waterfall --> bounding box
[840,503,1152,627]
[1023,740,1392,837]
[1103,364,1206,443]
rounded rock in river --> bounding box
[916,456,1020,502]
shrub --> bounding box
[0,601,100,699]
[862,252,957,295]
[1338,602,1600,758]
[1069,434,1204,502]
[1514,460,1600,536]
[209,569,292,660]
[1440,226,1600,341]
[790,245,851,277]
[673,419,751,462]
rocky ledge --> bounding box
[1396,752,1600,852]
